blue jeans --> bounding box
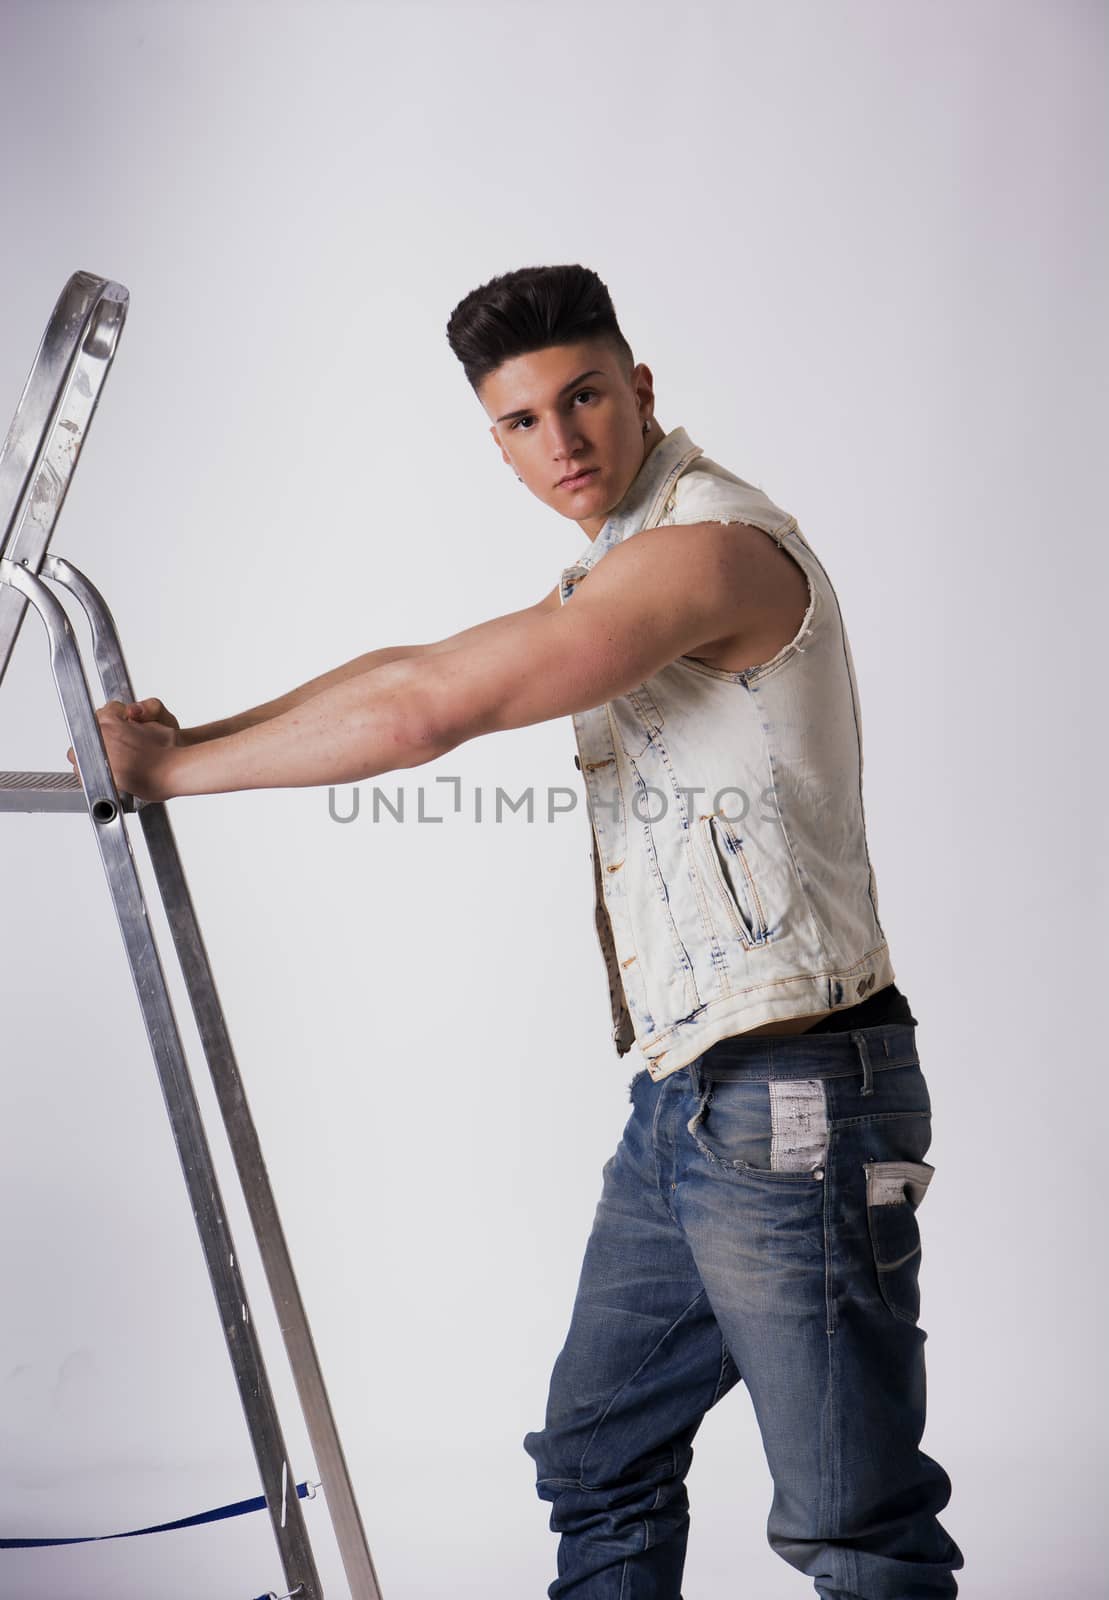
[523,1023,965,1597]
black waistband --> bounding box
[803,981,916,1033]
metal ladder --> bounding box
[0,271,383,1600]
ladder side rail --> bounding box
[0,272,128,686]
[0,556,324,1600]
[42,553,385,1600]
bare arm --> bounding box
[181,643,426,745]
[180,583,563,744]
[88,522,761,801]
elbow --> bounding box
[379,658,461,768]
[394,705,456,768]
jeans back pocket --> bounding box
[864,1159,935,1324]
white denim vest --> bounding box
[560,425,896,1084]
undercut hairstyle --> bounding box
[445,264,635,391]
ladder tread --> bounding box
[0,769,82,789]
[0,770,135,812]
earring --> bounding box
[515,473,523,481]
[642,417,651,435]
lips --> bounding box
[558,467,599,488]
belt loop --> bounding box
[850,1029,875,1096]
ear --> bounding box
[489,422,512,469]
[632,361,656,416]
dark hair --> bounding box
[446,264,634,390]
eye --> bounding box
[508,390,598,431]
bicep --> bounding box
[419,524,748,740]
[419,583,561,657]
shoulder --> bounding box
[578,519,763,610]
[665,457,795,538]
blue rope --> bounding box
[0,1479,315,1549]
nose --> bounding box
[546,413,587,461]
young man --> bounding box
[72,265,963,1597]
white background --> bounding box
[0,2,1104,1596]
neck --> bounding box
[577,419,666,540]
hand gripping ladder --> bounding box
[0,272,384,1600]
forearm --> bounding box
[178,594,552,748]
[169,657,450,796]
[180,644,425,745]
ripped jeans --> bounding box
[523,1023,965,1598]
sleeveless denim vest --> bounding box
[560,425,896,1084]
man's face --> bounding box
[478,338,657,537]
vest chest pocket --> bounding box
[612,683,666,759]
[700,812,773,948]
